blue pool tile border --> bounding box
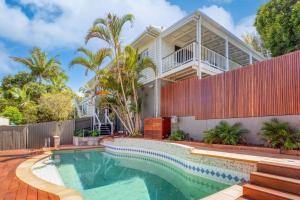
[104,144,247,184]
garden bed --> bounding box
[172,140,300,156]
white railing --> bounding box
[162,42,196,73]
[161,42,244,74]
[104,109,114,135]
[201,46,226,71]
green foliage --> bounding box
[261,118,300,150]
[38,91,74,122]
[0,48,73,125]
[73,13,155,135]
[0,106,23,125]
[169,130,189,141]
[74,129,101,137]
[203,121,248,145]
[22,102,38,124]
[255,0,300,56]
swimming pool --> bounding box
[51,149,229,200]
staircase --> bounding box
[240,161,300,200]
[75,96,113,135]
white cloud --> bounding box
[200,5,256,39]
[0,0,186,50]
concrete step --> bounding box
[251,172,300,195]
[243,184,300,200]
[257,161,300,179]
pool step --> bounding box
[241,162,300,200]
[257,161,300,179]
[243,184,300,200]
[251,171,300,195]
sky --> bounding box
[0,0,269,93]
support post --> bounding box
[249,52,253,64]
[155,36,162,117]
[196,16,202,78]
[225,37,229,71]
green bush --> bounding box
[169,130,189,141]
[0,106,23,125]
[203,121,248,145]
[261,118,300,150]
[74,129,101,137]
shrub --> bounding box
[38,91,73,122]
[261,118,300,150]
[169,130,189,141]
[203,121,248,145]
[74,129,101,137]
[0,106,23,125]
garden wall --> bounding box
[176,115,300,145]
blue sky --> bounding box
[0,0,268,93]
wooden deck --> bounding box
[0,149,59,200]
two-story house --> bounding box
[76,10,266,134]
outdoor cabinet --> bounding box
[144,117,171,139]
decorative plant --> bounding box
[74,129,101,137]
[203,121,248,145]
[169,130,189,141]
[260,118,300,150]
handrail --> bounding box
[162,42,243,73]
[162,42,195,73]
[104,109,113,135]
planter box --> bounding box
[73,136,102,146]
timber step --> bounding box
[251,172,300,195]
[257,161,300,179]
[243,184,300,200]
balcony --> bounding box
[162,42,240,74]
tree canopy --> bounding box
[255,0,300,56]
[0,48,74,124]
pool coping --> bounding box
[16,151,84,200]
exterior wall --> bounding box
[161,40,174,58]
[0,117,9,126]
[176,115,300,145]
[141,85,155,128]
[138,40,157,84]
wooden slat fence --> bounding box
[161,50,300,119]
[0,126,27,150]
[0,120,75,150]
[27,120,74,149]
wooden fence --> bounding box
[161,50,300,119]
[0,120,75,150]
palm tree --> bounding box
[11,48,61,83]
[70,47,111,76]
[85,13,134,56]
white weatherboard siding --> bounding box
[138,40,157,85]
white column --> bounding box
[196,16,202,78]
[155,36,162,117]
[249,52,253,64]
[225,37,229,71]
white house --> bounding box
[77,10,266,133]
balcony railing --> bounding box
[162,42,242,73]
[162,43,195,73]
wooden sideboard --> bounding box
[144,117,171,139]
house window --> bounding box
[139,49,149,61]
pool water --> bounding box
[52,149,229,200]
